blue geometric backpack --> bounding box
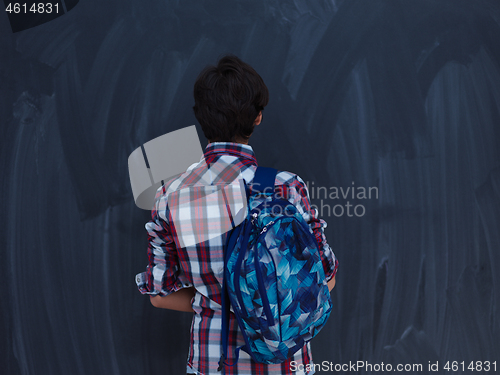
[218,167,333,371]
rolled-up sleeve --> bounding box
[286,175,339,282]
[135,191,186,296]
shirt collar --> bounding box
[203,142,257,165]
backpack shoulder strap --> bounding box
[251,166,277,193]
[219,166,278,372]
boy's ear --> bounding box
[254,111,262,125]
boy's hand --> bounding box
[150,287,195,312]
[328,276,336,292]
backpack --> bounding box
[218,166,333,371]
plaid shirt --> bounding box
[136,142,338,375]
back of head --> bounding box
[193,54,269,143]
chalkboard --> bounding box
[1,0,499,374]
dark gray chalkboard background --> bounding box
[1,0,499,374]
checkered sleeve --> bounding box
[135,188,186,296]
[281,173,339,282]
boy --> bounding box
[136,54,338,374]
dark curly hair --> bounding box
[193,54,269,142]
